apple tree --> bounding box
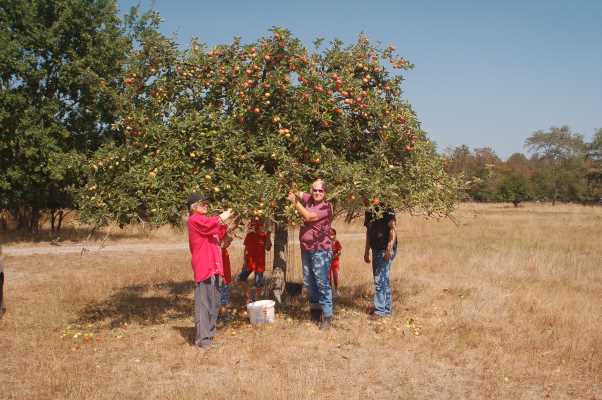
[79,28,458,227]
[78,26,460,297]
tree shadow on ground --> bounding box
[77,280,196,329]
[334,283,374,313]
[76,277,417,338]
[276,278,417,320]
[172,326,195,345]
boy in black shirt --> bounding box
[364,201,397,319]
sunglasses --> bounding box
[312,188,325,193]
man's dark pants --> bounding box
[194,276,220,347]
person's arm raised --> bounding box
[287,191,319,222]
[219,209,234,224]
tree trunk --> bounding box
[50,209,57,232]
[57,209,65,232]
[0,212,7,232]
[13,208,27,230]
[271,222,288,303]
[29,207,40,233]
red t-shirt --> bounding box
[218,224,232,284]
[244,230,268,273]
[222,248,232,284]
[331,240,342,270]
[187,213,223,283]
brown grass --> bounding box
[1,203,601,399]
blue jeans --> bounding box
[237,265,265,287]
[219,284,230,306]
[301,249,333,318]
[372,249,396,316]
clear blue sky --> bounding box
[117,0,601,159]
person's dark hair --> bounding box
[187,192,210,210]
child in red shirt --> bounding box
[329,228,342,295]
[218,225,234,322]
[238,218,271,303]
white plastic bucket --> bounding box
[246,300,275,325]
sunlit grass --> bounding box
[1,203,601,399]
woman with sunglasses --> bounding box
[287,179,334,330]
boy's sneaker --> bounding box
[319,317,332,330]
[217,314,232,323]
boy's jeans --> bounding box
[372,249,396,316]
[219,283,230,306]
[301,249,333,318]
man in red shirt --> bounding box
[187,192,233,349]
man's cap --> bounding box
[187,192,210,208]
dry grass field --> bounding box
[1,203,601,399]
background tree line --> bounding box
[444,126,602,206]
[1,0,155,232]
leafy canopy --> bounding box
[79,27,459,226]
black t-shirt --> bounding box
[364,206,397,250]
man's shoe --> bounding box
[319,317,332,330]
[196,341,218,350]
[368,313,384,321]
[310,308,322,323]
